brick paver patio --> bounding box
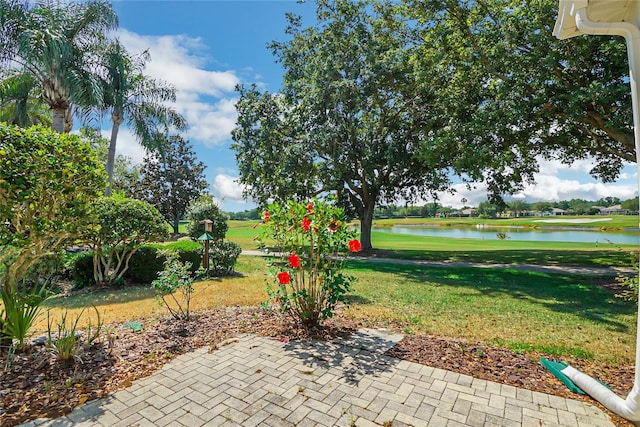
[22,329,615,426]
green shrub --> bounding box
[258,197,360,327]
[0,124,105,291]
[22,251,67,287]
[123,242,202,285]
[208,241,241,276]
[176,247,202,271]
[162,241,202,271]
[70,252,95,289]
[91,196,168,286]
[186,200,228,241]
[126,246,165,284]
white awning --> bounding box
[553,1,640,423]
[554,0,639,39]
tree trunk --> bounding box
[63,107,73,133]
[359,200,375,252]
[105,115,121,197]
[51,107,65,133]
[173,216,179,234]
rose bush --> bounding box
[258,197,360,327]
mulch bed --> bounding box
[0,307,635,427]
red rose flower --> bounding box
[263,211,270,223]
[289,253,300,268]
[277,271,290,285]
[348,239,362,253]
[307,202,314,213]
[301,217,311,231]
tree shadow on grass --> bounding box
[44,285,156,309]
[372,248,634,268]
[343,294,372,305]
[348,259,636,333]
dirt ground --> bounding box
[0,307,634,427]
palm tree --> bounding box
[0,72,51,127]
[99,40,186,196]
[4,0,118,133]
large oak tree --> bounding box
[232,0,451,251]
[408,0,632,194]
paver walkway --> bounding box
[23,329,615,427]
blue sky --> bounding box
[107,0,638,212]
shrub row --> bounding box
[70,241,241,288]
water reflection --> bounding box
[374,225,640,244]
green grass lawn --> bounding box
[346,259,636,364]
[41,216,637,367]
[40,254,637,365]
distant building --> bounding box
[451,208,476,217]
[596,204,628,215]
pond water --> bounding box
[374,225,640,245]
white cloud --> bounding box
[536,157,597,175]
[212,174,247,203]
[117,29,240,147]
[429,154,639,208]
[182,97,238,145]
[513,174,637,204]
[435,183,489,209]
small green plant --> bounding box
[257,196,360,327]
[3,343,15,372]
[341,406,356,427]
[47,310,83,363]
[152,253,199,320]
[0,283,49,350]
[123,321,144,332]
[46,306,103,363]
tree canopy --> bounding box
[186,197,228,242]
[0,124,105,290]
[2,0,118,132]
[97,40,186,195]
[408,0,632,191]
[233,0,451,251]
[133,134,208,234]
